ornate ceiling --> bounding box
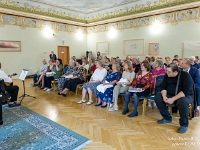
[0,0,199,24]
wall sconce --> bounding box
[108,26,117,39]
[42,26,54,38]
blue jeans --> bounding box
[33,74,40,84]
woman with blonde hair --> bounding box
[109,61,135,111]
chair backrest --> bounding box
[154,74,165,94]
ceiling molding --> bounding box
[0,8,87,27]
[86,1,200,26]
[0,0,200,27]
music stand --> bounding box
[18,69,36,104]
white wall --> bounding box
[1,20,200,78]
[0,26,87,77]
[87,20,200,60]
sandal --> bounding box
[86,100,93,105]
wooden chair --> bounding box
[51,80,58,91]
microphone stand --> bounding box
[18,80,36,104]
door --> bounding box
[57,46,70,65]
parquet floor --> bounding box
[12,79,200,150]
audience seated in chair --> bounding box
[58,59,85,97]
[44,59,63,91]
[150,59,166,107]
[57,59,77,91]
[0,62,20,107]
[95,63,121,108]
[31,59,48,86]
[77,60,107,105]
[122,60,152,118]
[155,63,194,134]
[189,56,200,69]
[109,61,135,112]
[181,59,200,117]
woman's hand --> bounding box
[129,86,132,90]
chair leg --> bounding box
[168,107,172,115]
[189,104,192,120]
[142,98,147,116]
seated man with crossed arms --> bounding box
[155,63,194,134]
[0,62,20,107]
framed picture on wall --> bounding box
[123,39,145,56]
[96,41,109,54]
[148,43,159,55]
[0,40,21,52]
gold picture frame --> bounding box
[148,43,159,55]
[123,39,145,56]
[0,40,21,52]
[96,41,109,54]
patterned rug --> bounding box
[0,105,92,150]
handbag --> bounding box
[46,72,56,77]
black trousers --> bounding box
[155,93,193,127]
[63,78,84,92]
[5,85,19,102]
[44,76,54,89]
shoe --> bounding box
[114,106,119,111]
[108,107,115,112]
[122,109,129,115]
[77,100,86,104]
[157,118,172,124]
[128,112,138,118]
[58,92,62,95]
[101,104,107,108]
[194,110,199,117]
[61,94,67,97]
[46,88,52,92]
[109,103,113,108]
[39,87,44,90]
[8,102,21,108]
[86,100,93,105]
[178,126,188,134]
[43,87,48,91]
[2,101,8,105]
[95,102,102,107]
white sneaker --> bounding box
[43,87,48,91]
[46,88,52,92]
[77,100,86,104]
[148,101,152,107]
[86,100,93,105]
[108,107,115,112]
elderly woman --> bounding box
[58,59,85,97]
[77,61,107,105]
[164,56,171,68]
[82,57,89,71]
[95,63,121,108]
[109,61,135,112]
[122,60,152,117]
[57,59,77,91]
[43,59,63,91]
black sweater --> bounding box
[161,70,194,97]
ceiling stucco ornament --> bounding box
[0,0,199,24]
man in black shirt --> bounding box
[155,63,194,134]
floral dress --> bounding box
[96,71,121,103]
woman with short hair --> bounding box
[57,59,77,91]
[77,61,107,105]
[95,63,121,108]
[58,59,85,97]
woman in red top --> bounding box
[122,60,152,117]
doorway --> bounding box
[57,46,70,65]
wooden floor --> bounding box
[12,79,200,150]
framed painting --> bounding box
[96,42,109,54]
[0,40,21,52]
[148,43,159,55]
[123,39,145,56]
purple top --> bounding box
[151,68,166,91]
